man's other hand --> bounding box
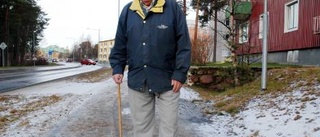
[171,80,182,93]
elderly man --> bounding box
[109,0,191,136]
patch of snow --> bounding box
[121,108,131,115]
[1,78,118,137]
[190,88,320,137]
[180,87,202,101]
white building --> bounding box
[98,39,114,63]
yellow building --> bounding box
[98,39,115,63]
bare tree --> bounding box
[191,31,213,65]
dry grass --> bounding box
[0,94,62,132]
[190,67,320,115]
[67,67,113,83]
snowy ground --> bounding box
[1,77,320,137]
[189,87,320,137]
[0,77,117,137]
[181,82,320,137]
[184,85,320,137]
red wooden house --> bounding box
[236,0,320,65]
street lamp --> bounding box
[66,37,76,61]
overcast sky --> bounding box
[38,0,196,50]
[38,0,130,49]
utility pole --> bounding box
[72,44,75,61]
[67,37,76,61]
[194,0,200,48]
[261,0,268,91]
[213,0,218,62]
[118,0,120,17]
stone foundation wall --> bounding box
[187,66,261,91]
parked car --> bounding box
[66,58,73,62]
[80,59,96,65]
[35,58,48,65]
[52,58,58,63]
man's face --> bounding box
[142,0,152,6]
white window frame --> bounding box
[259,12,269,39]
[259,15,263,39]
[314,16,320,34]
[239,22,249,43]
[284,0,299,33]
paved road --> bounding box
[0,62,103,93]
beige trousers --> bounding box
[128,87,180,137]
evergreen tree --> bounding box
[0,0,49,66]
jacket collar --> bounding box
[129,0,165,19]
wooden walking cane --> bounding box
[117,84,123,137]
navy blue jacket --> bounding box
[109,0,191,93]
